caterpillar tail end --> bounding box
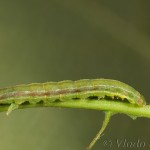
[6,103,19,116]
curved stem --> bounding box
[1,99,150,150]
[86,111,113,150]
[1,99,150,118]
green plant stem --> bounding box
[0,99,150,118]
[1,99,149,150]
[86,111,113,150]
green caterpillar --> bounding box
[0,79,146,149]
[0,79,145,108]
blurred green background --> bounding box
[0,0,150,150]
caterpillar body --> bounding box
[0,79,145,114]
[0,79,146,149]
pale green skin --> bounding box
[0,79,145,106]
